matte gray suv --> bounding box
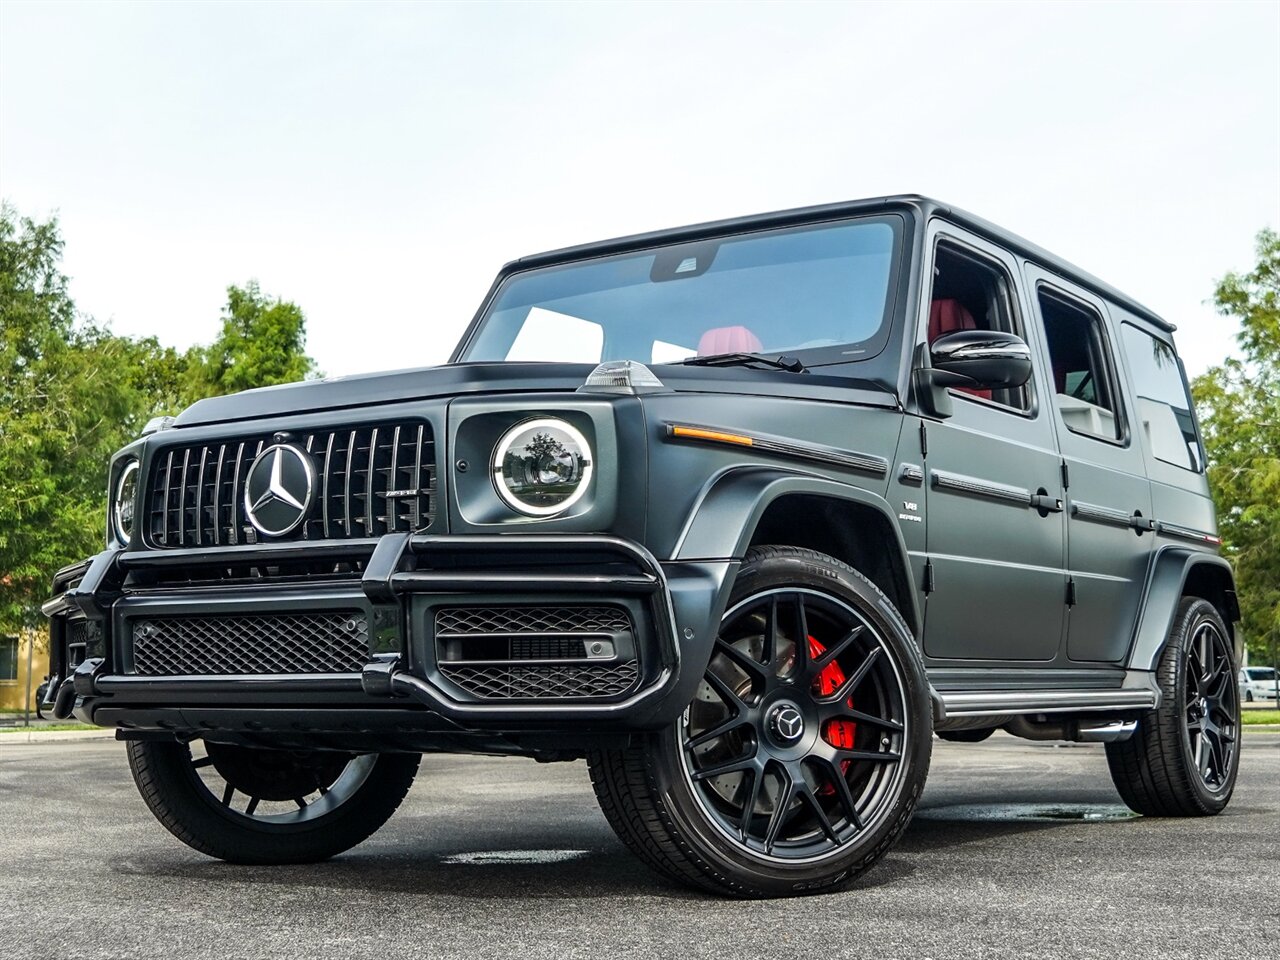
[43,195,1241,897]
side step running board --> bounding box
[939,688,1157,718]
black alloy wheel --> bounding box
[1182,618,1239,791]
[127,739,420,863]
[589,546,932,897]
[681,586,909,860]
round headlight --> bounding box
[114,459,140,544]
[492,418,593,517]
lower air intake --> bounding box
[131,611,369,676]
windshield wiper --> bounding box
[681,352,806,373]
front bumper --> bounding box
[42,534,735,751]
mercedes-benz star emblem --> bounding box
[243,444,316,537]
[769,704,805,744]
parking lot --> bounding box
[1,731,1276,960]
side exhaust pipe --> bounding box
[1003,716,1138,743]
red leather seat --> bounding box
[697,325,763,356]
[928,299,991,400]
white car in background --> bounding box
[1238,666,1279,702]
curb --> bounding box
[0,729,117,744]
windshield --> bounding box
[459,217,901,367]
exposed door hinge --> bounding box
[1061,460,1070,490]
[919,420,928,458]
[1066,577,1076,606]
[923,559,935,594]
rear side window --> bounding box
[1121,324,1203,472]
[1039,289,1122,440]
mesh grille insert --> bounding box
[435,606,632,636]
[131,611,369,676]
[439,662,640,700]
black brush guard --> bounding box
[41,534,734,746]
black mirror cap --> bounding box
[928,329,1032,390]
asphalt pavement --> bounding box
[1,732,1276,960]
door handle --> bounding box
[1129,513,1154,533]
[1030,492,1063,514]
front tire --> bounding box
[588,546,932,897]
[127,740,420,863]
[1105,597,1239,816]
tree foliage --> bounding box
[0,203,315,628]
[1192,228,1280,663]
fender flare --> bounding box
[672,465,922,637]
[1128,547,1240,672]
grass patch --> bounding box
[1242,709,1280,726]
[0,722,101,733]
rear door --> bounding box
[1025,267,1153,663]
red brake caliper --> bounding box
[809,635,856,795]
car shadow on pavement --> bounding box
[112,811,1107,901]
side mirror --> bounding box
[929,329,1032,389]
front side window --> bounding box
[927,240,1030,411]
[459,217,901,368]
[1121,324,1203,471]
[1040,289,1123,441]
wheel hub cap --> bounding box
[768,703,805,744]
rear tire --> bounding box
[127,740,420,863]
[1105,597,1239,816]
[588,545,932,898]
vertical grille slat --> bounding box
[147,420,435,548]
[195,446,209,546]
[366,426,378,536]
[178,448,190,547]
[343,429,356,535]
[212,444,226,546]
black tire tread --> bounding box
[1105,597,1234,817]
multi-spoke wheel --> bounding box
[126,739,420,863]
[588,546,932,897]
[1106,596,1240,816]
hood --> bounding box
[173,361,898,427]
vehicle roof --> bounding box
[509,194,1174,333]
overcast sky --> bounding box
[2,0,1278,380]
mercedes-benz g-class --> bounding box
[43,195,1240,897]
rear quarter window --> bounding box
[1120,324,1203,471]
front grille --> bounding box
[131,611,369,676]
[435,604,640,700]
[148,421,435,548]
[440,662,640,700]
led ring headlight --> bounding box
[493,417,593,517]
[114,459,140,544]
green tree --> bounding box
[187,280,316,399]
[0,205,148,628]
[1192,228,1280,664]
[0,204,316,629]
